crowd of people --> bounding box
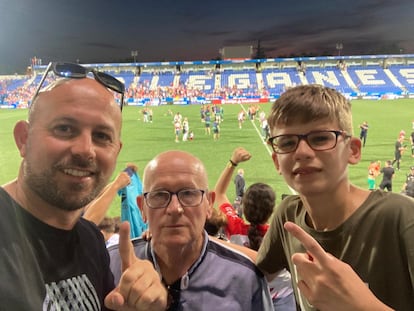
[0,73,270,108]
[1,62,413,311]
[167,104,227,142]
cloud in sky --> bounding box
[1,0,413,73]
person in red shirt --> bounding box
[213,147,296,310]
[214,147,274,246]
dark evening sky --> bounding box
[1,0,413,73]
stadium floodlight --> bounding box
[336,43,343,56]
[131,50,139,63]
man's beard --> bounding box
[23,159,106,211]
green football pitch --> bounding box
[1,99,413,217]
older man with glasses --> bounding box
[0,63,166,310]
[108,150,273,311]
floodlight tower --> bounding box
[131,50,139,63]
[336,43,343,56]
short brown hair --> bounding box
[267,84,353,135]
[98,216,115,233]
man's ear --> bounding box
[13,120,29,157]
[117,141,123,156]
[206,191,215,219]
[348,137,362,165]
[136,195,147,222]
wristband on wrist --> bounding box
[229,159,238,167]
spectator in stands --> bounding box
[113,215,121,233]
[214,147,296,310]
[203,206,228,240]
[83,164,133,225]
[117,164,147,239]
[98,216,120,248]
[0,71,166,310]
[108,150,273,310]
[359,121,369,147]
[214,147,251,241]
[257,84,414,310]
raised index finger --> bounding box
[284,221,328,265]
[118,221,136,272]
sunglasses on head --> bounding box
[32,62,125,110]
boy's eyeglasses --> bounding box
[32,62,125,110]
[143,189,205,209]
[268,130,349,154]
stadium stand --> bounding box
[1,54,414,108]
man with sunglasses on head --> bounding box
[108,150,273,311]
[256,84,414,310]
[0,62,166,310]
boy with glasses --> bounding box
[0,66,166,310]
[108,150,273,311]
[257,84,414,310]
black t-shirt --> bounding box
[405,174,414,196]
[0,187,114,310]
[381,166,395,182]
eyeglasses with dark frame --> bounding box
[31,62,125,110]
[268,130,350,154]
[143,189,206,209]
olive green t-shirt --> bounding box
[257,190,414,311]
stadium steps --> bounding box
[383,69,407,92]
[341,70,358,92]
[298,71,308,85]
[149,75,159,90]
[173,74,180,87]
[256,72,264,89]
[131,76,139,88]
[214,73,221,89]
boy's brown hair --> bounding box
[267,84,353,135]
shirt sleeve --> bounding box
[219,203,247,238]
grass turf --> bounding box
[1,99,413,217]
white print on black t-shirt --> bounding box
[43,274,100,310]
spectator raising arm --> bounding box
[214,147,251,208]
[83,167,132,225]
